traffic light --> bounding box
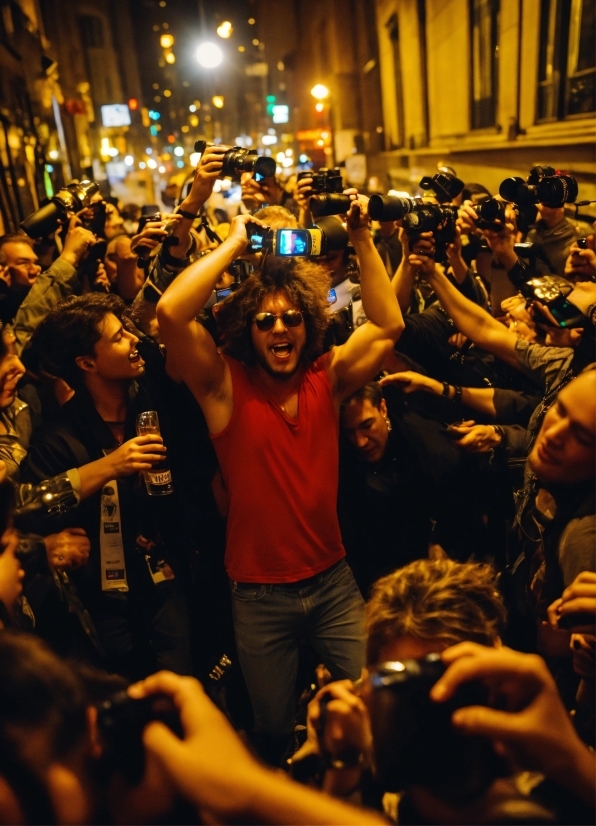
[266,94,276,116]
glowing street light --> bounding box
[311,84,329,100]
[212,95,224,109]
[196,41,223,69]
[217,21,233,38]
[160,33,174,48]
[165,52,176,64]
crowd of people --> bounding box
[0,145,594,824]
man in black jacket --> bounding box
[21,293,192,678]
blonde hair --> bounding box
[365,559,506,665]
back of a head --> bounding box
[253,205,298,229]
[365,558,506,665]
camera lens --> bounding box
[309,193,351,218]
[252,156,276,179]
[477,198,505,224]
[21,201,66,239]
[369,195,416,222]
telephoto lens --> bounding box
[369,195,419,222]
[309,193,352,218]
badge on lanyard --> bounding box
[100,480,129,592]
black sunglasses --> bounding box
[253,310,304,332]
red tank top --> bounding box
[211,354,346,582]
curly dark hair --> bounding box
[215,256,331,365]
[31,293,129,389]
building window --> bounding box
[79,15,104,48]
[470,0,499,129]
[387,13,405,148]
[538,0,595,121]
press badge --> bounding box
[100,479,129,592]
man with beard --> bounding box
[157,163,404,762]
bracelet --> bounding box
[176,208,200,220]
[441,381,450,397]
[587,303,596,326]
[492,425,505,440]
[452,385,462,403]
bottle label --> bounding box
[148,470,172,485]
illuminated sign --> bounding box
[101,104,131,127]
[272,105,289,124]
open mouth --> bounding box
[270,343,293,360]
[128,349,143,365]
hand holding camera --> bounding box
[307,680,373,766]
[59,214,97,269]
[345,191,371,241]
[431,643,595,806]
[188,143,227,207]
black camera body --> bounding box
[97,690,183,784]
[135,212,180,263]
[475,197,538,234]
[21,180,100,239]
[306,168,351,218]
[404,204,459,258]
[368,654,505,804]
[499,166,578,209]
[194,140,276,182]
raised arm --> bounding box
[390,228,416,311]
[156,215,266,431]
[328,194,404,401]
[410,234,522,370]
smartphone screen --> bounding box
[215,287,233,302]
[328,288,337,304]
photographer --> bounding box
[157,188,404,763]
[0,219,95,346]
[297,560,509,814]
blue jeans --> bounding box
[230,559,366,740]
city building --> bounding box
[372,0,595,203]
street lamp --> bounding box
[196,41,223,68]
[310,84,329,100]
[311,84,333,165]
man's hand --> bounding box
[431,643,595,805]
[564,237,596,282]
[59,215,96,268]
[226,213,269,251]
[408,231,438,277]
[107,434,166,477]
[380,370,443,396]
[44,528,90,570]
[92,261,111,292]
[294,175,314,210]
[307,680,372,763]
[130,215,182,256]
[186,144,226,209]
[447,421,503,452]
[567,280,596,316]
[457,201,481,237]
[344,190,371,241]
[129,671,267,819]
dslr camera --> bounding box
[97,690,183,784]
[368,654,505,804]
[499,165,579,209]
[194,140,276,182]
[369,172,464,258]
[509,270,586,328]
[302,167,352,218]
[475,197,538,234]
[21,180,100,238]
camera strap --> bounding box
[197,218,222,247]
[99,461,129,592]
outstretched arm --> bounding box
[329,194,404,400]
[410,234,521,370]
